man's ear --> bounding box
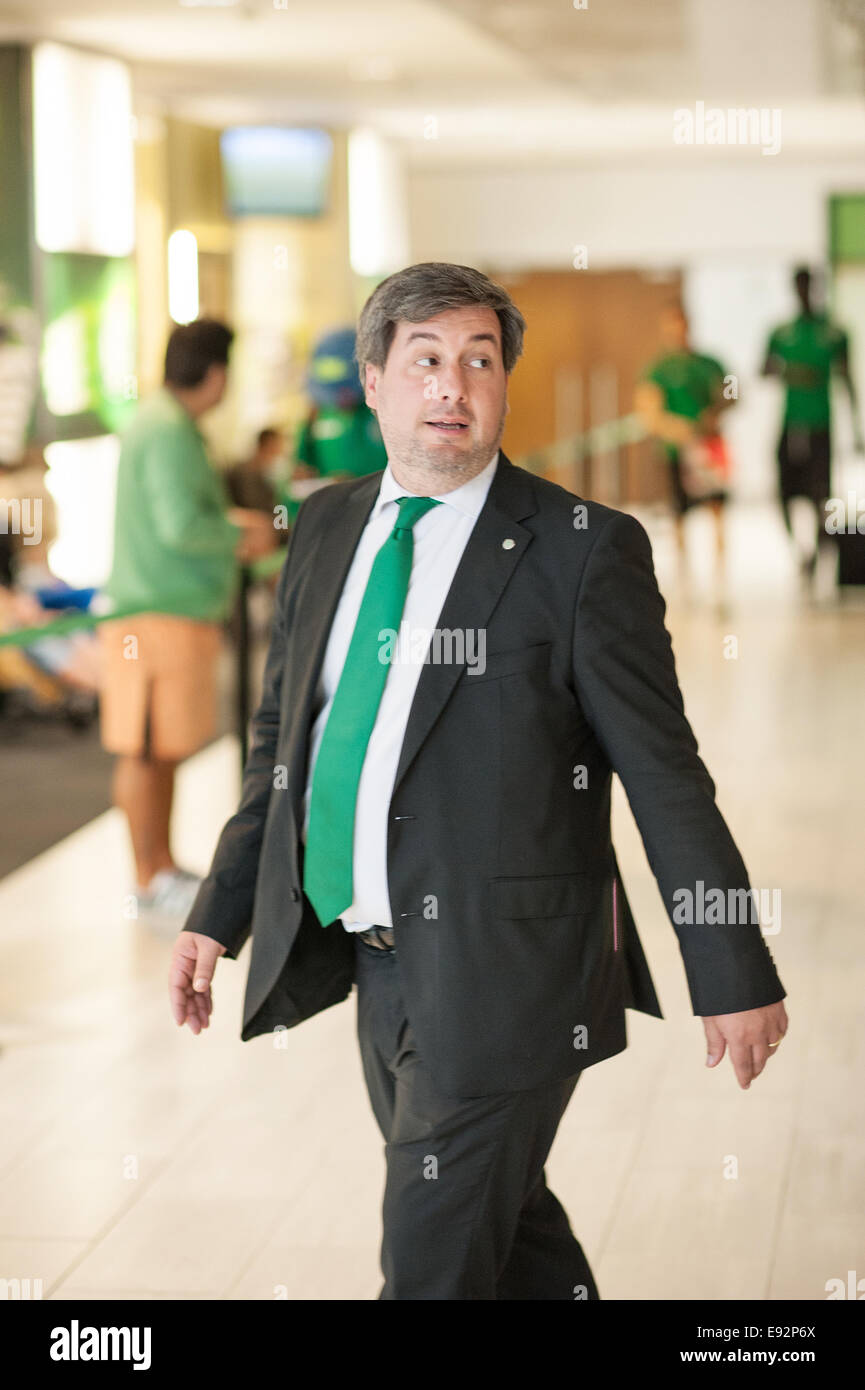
[364,362,378,412]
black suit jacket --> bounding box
[184,453,785,1097]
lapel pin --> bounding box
[502,538,516,550]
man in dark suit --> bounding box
[170,262,788,1301]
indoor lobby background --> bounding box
[0,0,863,1303]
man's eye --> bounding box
[416,356,437,367]
[469,357,491,368]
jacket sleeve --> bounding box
[181,500,311,958]
[571,508,785,1017]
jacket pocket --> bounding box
[459,641,552,685]
[489,871,588,919]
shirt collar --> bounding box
[372,450,500,523]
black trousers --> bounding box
[353,932,600,1300]
[777,424,831,504]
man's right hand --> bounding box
[169,931,227,1035]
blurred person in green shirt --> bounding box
[762,266,863,588]
[101,319,275,931]
[635,303,736,602]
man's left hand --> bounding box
[702,1002,789,1089]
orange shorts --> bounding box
[99,614,223,761]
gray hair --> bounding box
[355,262,526,388]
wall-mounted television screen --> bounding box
[220,127,333,217]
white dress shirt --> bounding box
[301,450,500,931]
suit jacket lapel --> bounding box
[285,454,538,820]
[392,453,537,794]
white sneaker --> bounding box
[133,869,202,935]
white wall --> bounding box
[407,159,865,270]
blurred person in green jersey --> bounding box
[762,266,864,591]
[635,303,736,602]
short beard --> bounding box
[377,403,508,489]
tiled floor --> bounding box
[0,500,862,1300]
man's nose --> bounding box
[432,365,468,401]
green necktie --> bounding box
[303,494,443,926]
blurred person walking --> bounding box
[171,264,786,1300]
[761,267,864,592]
[635,304,736,602]
[101,319,274,930]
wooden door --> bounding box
[497,268,682,505]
